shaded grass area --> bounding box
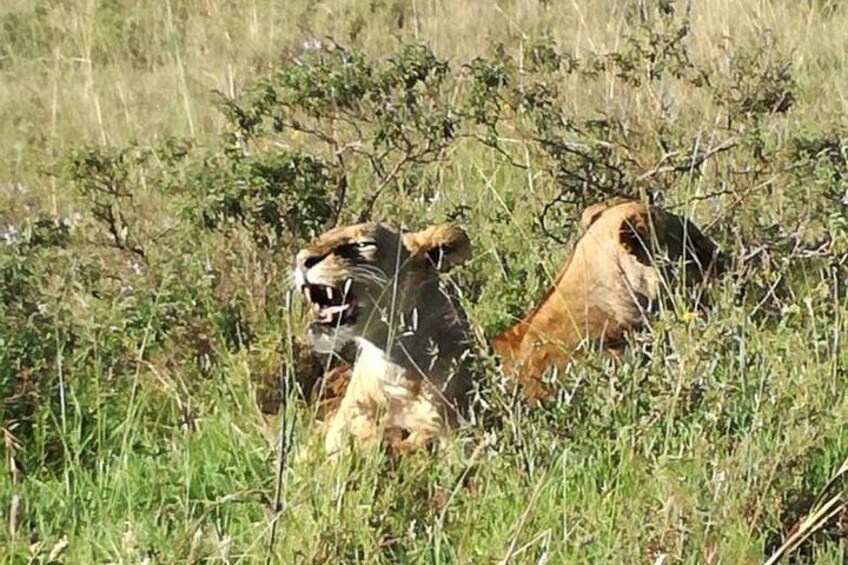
[2,0,848,562]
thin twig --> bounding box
[635,136,738,183]
[265,290,296,564]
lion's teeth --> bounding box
[303,286,312,302]
[326,287,334,301]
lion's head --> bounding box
[491,198,727,400]
[293,222,471,354]
[293,222,474,454]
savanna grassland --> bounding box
[2,0,848,562]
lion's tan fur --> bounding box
[294,222,473,455]
[292,199,725,451]
[490,198,725,400]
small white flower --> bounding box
[301,39,322,51]
[2,225,20,246]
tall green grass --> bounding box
[2,0,847,562]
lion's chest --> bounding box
[351,340,441,432]
[354,340,418,396]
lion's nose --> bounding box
[297,250,325,270]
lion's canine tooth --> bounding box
[327,287,334,301]
[303,286,312,302]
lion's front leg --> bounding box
[323,377,386,456]
[382,390,445,455]
[389,429,440,456]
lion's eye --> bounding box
[335,241,376,259]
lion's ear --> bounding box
[403,224,471,273]
[580,202,611,229]
[618,212,653,266]
[580,197,639,229]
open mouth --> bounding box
[301,280,357,327]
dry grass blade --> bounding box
[764,455,848,565]
[5,426,21,540]
[500,472,548,564]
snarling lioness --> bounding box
[293,222,474,455]
[491,198,726,400]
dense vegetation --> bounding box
[1,0,847,562]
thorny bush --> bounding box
[4,4,846,489]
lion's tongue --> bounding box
[316,303,351,323]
